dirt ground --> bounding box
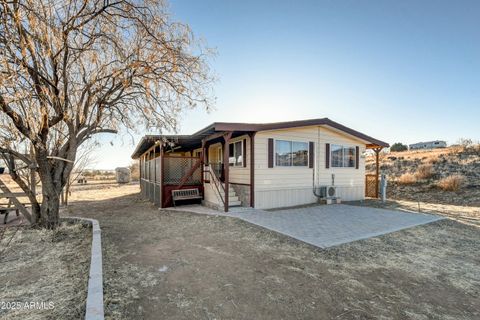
[0,222,91,319]
[62,183,480,320]
[347,199,480,228]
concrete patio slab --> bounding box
[167,204,444,248]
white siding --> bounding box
[229,135,250,185]
[254,125,367,209]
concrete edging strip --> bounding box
[68,217,104,320]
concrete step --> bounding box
[228,195,239,202]
[228,200,242,207]
[221,187,237,195]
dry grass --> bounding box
[415,164,434,179]
[437,175,466,191]
[368,147,451,162]
[0,222,91,319]
[397,173,417,185]
[424,153,441,164]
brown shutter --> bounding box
[355,146,360,169]
[309,142,314,168]
[243,139,247,167]
[268,138,274,168]
[325,143,330,169]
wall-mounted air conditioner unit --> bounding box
[317,186,340,204]
[326,185,337,198]
[318,186,337,198]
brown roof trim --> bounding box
[132,118,389,158]
[201,118,389,148]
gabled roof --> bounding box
[131,118,389,158]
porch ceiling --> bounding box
[131,135,204,158]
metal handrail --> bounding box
[204,164,225,205]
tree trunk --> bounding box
[40,188,60,229]
[34,145,76,229]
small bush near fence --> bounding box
[397,173,417,185]
[437,175,466,191]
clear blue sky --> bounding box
[93,0,480,169]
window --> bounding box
[331,144,356,168]
[275,140,308,167]
[228,141,243,167]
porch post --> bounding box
[201,140,206,186]
[223,132,233,212]
[249,132,256,208]
[160,145,165,208]
[202,140,209,164]
[374,147,382,198]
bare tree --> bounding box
[61,139,98,206]
[0,0,214,228]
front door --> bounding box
[213,146,224,181]
[216,146,223,164]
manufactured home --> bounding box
[131,118,389,211]
[409,140,447,150]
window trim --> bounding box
[228,140,244,167]
[274,139,310,168]
[330,144,357,168]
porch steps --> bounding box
[222,184,242,207]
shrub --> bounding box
[415,164,434,180]
[130,162,140,181]
[426,156,438,164]
[397,173,417,185]
[436,175,466,191]
[390,142,408,152]
[458,138,473,149]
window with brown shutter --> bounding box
[243,139,247,167]
[355,146,360,169]
[309,142,314,168]
[268,138,274,168]
[325,143,330,168]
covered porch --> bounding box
[135,130,254,212]
[138,135,204,208]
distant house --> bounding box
[132,118,389,211]
[409,140,447,150]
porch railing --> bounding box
[209,163,224,182]
[204,164,225,206]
